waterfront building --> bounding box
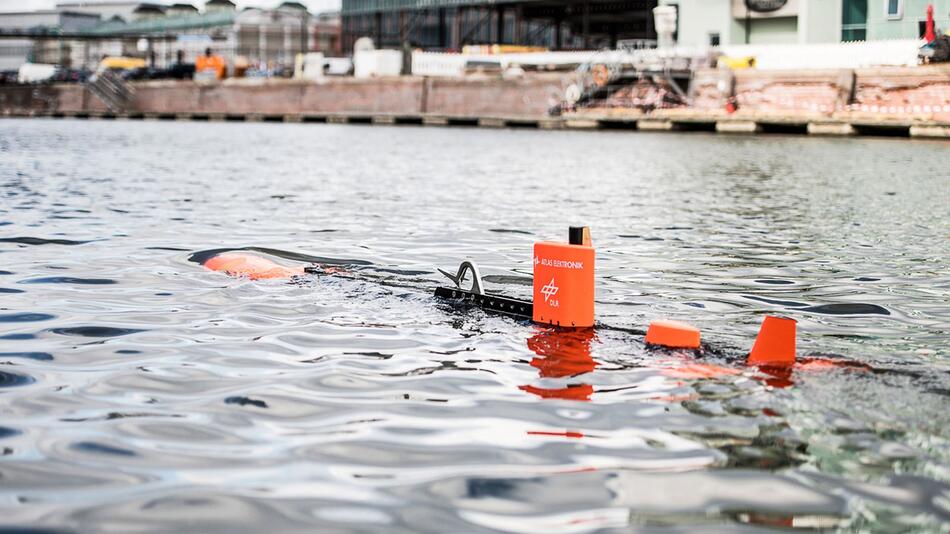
[0,1,342,72]
[660,0,950,46]
[313,12,343,57]
[0,10,102,69]
[0,9,102,34]
[340,0,660,52]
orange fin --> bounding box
[645,320,702,349]
[748,315,796,366]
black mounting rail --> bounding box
[434,287,533,320]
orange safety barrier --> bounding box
[195,54,225,79]
[645,320,701,349]
[203,253,304,280]
[532,227,595,328]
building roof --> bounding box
[0,9,102,33]
[88,9,235,34]
[132,4,165,13]
[57,1,159,6]
[278,1,309,10]
[0,9,97,17]
[342,0,521,15]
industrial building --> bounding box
[340,0,660,52]
[339,0,947,53]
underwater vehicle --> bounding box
[199,226,867,381]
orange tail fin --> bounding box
[748,316,796,366]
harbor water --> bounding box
[1,119,948,532]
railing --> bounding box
[409,38,925,77]
[719,39,923,70]
[85,70,134,112]
[411,50,603,77]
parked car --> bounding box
[118,64,195,81]
[0,70,18,84]
[51,68,90,83]
[97,56,147,72]
[17,63,58,83]
[162,63,195,80]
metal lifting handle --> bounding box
[438,260,484,295]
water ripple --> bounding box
[0,120,947,532]
[47,327,146,337]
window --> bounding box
[885,0,903,20]
[842,0,867,41]
[709,32,720,46]
[667,3,679,43]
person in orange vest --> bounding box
[195,47,225,80]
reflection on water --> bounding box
[0,119,948,532]
[521,328,597,401]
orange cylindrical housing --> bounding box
[532,241,595,327]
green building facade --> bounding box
[864,0,949,39]
[661,0,949,45]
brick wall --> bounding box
[690,65,950,120]
[423,75,561,116]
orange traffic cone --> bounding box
[748,316,796,366]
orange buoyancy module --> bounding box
[204,253,305,280]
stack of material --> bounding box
[585,78,687,111]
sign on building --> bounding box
[732,0,798,18]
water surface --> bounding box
[1,119,949,532]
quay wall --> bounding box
[0,75,559,118]
[1,67,947,129]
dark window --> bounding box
[842,0,867,41]
[842,27,867,41]
[709,32,720,46]
[886,0,902,18]
[667,3,679,43]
